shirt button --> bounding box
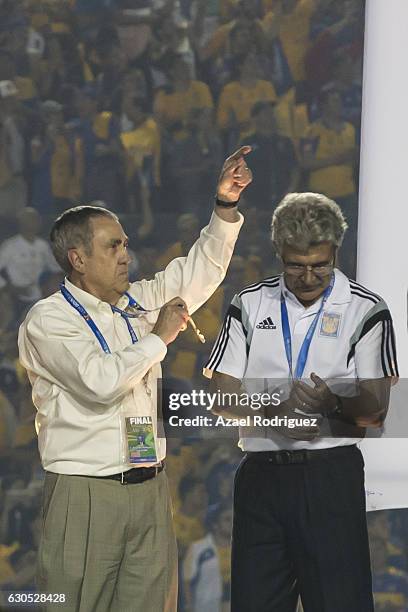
[146,387,152,396]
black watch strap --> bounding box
[215,196,239,208]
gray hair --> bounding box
[50,205,119,274]
[271,192,348,256]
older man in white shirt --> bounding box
[18,147,252,612]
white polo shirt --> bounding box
[18,212,243,476]
[204,269,398,451]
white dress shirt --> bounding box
[18,212,243,476]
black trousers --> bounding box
[231,445,374,612]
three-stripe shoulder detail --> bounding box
[205,308,234,372]
[204,300,250,372]
[381,317,399,377]
[347,309,399,376]
[238,276,280,298]
[349,280,382,304]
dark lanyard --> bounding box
[60,283,138,354]
[280,274,334,379]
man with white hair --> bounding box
[205,192,398,612]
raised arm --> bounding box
[130,147,252,313]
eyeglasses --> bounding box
[283,260,335,277]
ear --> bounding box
[67,248,86,273]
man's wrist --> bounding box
[326,395,344,418]
[265,398,287,419]
[215,195,239,208]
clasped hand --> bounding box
[289,372,337,416]
[270,373,336,441]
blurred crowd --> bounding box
[0,0,406,610]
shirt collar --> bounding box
[328,268,351,305]
[278,268,351,313]
[64,278,130,314]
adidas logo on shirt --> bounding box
[256,317,276,330]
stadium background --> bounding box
[0,0,406,609]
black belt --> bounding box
[246,445,357,465]
[98,463,164,485]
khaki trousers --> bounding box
[38,470,178,612]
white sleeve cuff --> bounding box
[138,333,168,363]
[206,210,244,240]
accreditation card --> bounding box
[124,415,158,464]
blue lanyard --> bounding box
[280,274,334,379]
[119,292,148,317]
[60,283,138,354]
